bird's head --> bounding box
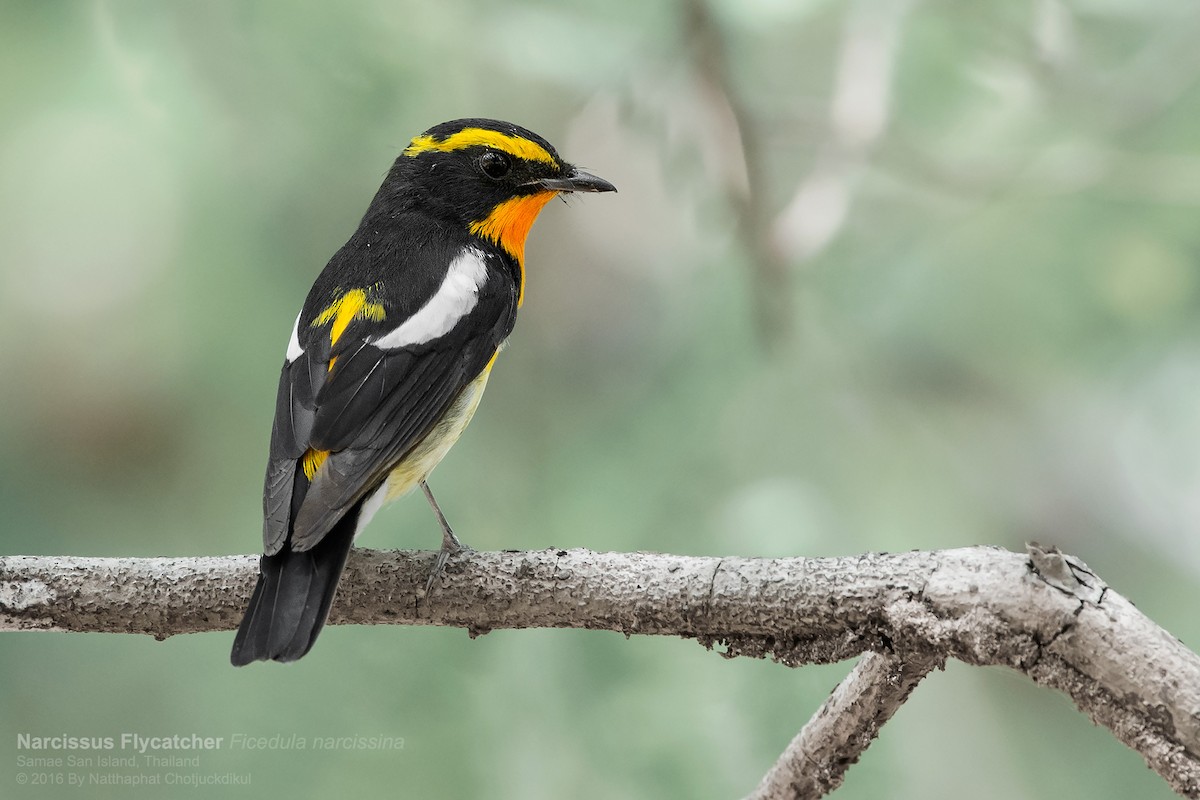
[391,118,615,272]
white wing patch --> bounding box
[371,247,489,350]
[285,312,304,363]
[354,482,388,540]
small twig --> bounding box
[746,651,942,800]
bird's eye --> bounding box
[478,151,511,180]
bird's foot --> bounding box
[424,526,470,596]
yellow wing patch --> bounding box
[312,288,386,370]
[469,191,557,307]
[404,128,557,167]
[301,448,329,480]
[313,288,386,347]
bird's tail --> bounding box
[230,509,358,666]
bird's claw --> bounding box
[424,529,469,596]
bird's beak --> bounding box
[531,168,617,194]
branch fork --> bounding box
[2,544,1196,798]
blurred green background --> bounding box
[3,0,1200,797]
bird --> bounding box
[230,118,616,665]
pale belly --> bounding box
[353,364,492,536]
[383,365,491,501]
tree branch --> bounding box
[2,544,1198,797]
[746,651,941,800]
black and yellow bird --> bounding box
[230,118,615,665]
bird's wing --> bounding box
[262,243,515,555]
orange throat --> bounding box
[469,191,558,306]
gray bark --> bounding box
[1,543,1197,798]
[746,651,941,800]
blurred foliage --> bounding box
[3,0,1200,797]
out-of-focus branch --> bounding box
[771,0,912,265]
[880,4,1200,209]
[682,0,911,347]
[684,0,791,347]
[2,544,1199,797]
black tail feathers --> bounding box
[230,512,357,666]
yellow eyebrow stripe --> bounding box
[404,128,557,166]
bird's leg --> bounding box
[421,480,467,594]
